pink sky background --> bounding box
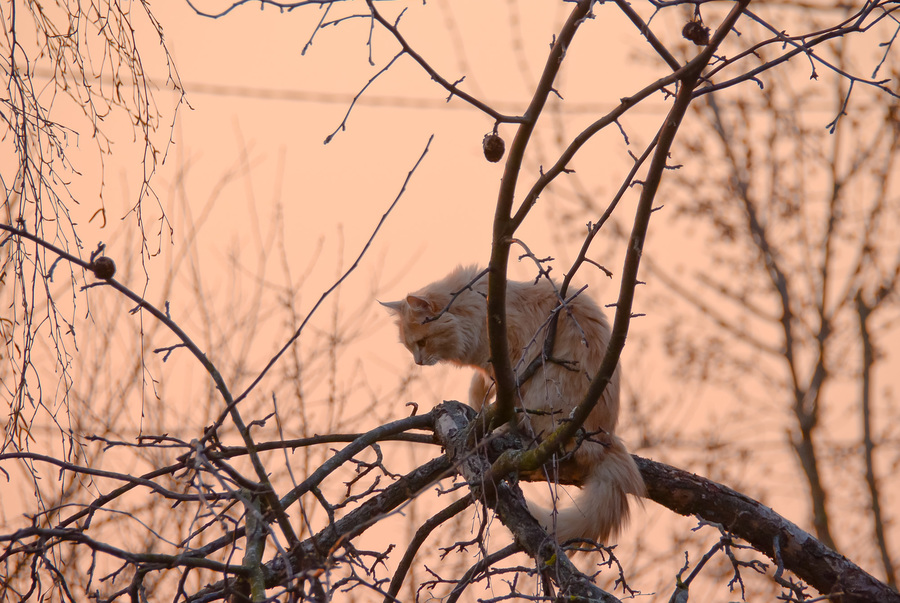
[3,0,899,598]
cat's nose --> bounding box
[413,352,434,366]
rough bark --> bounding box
[433,401,623,603]
[636,457,900,603]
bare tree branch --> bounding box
[637,456,900,603]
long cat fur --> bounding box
[382,265,645,545]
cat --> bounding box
[382,264,645,545]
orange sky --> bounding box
[3,0,899,598]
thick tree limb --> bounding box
[430,398,898,602]
[185,455,453,602]
[636,457,900,603]
[433,401,623,603]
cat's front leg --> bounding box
[468,372,494,410]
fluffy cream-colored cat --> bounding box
[382,264,645,545]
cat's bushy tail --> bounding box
[528,436,645,546]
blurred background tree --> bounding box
[643,32,900,584]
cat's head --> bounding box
[380,294,465,366]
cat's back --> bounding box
[506,275,612,359]
[505,276,562,323]
[506,275,607,323]
[433,267,611,351]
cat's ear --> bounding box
[406,295,435,314]
[379,299,405,314]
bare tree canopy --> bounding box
[2,1,899,602]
